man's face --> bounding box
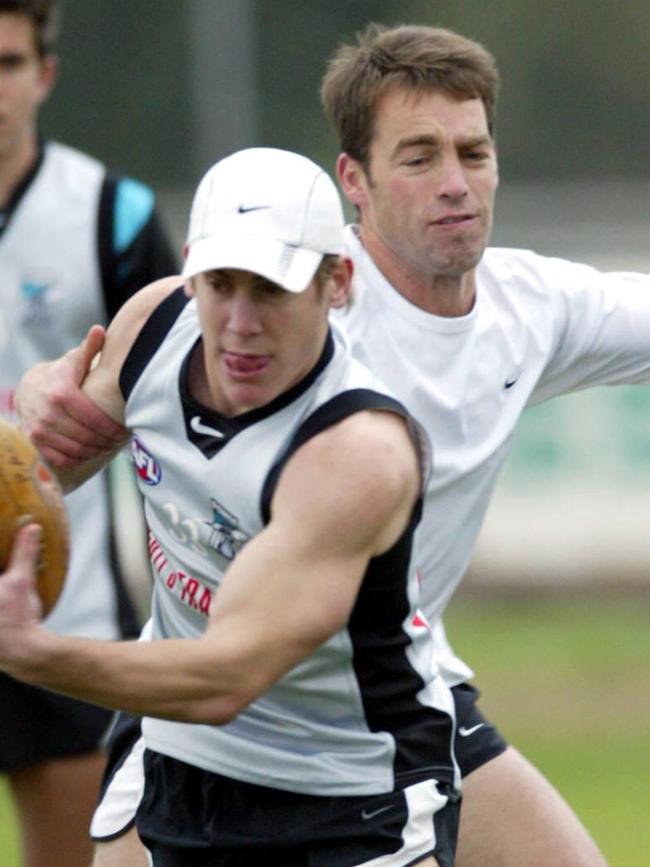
[186,267,342,416]
[0,13,55,160]
[341,87,498,284]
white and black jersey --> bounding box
[120,289,457,797]
[0,140,177,641]
[340,225,650,686]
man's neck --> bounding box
[0,132,39,208]
[358,226,476,318]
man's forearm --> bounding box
[2,628,251,726]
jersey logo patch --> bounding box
[204,497,249,560]
[131,436,162,485]
[20,279,53,324]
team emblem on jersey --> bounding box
[130,436,162,485]
[204,497,249,561]
[20,274,55,324]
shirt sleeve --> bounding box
[97,173,179,322]
[529,255,650,404]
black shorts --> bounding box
[0,672,114,772]
[452,682,508,777]
[137,750,460,867]
[91,682,508,845]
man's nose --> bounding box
[226,293,263,335]
[437,154,469,201]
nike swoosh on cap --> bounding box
[238,204,271,214]
[190,416,225,438]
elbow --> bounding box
[188,689,256,727]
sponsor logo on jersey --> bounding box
[149,534,213,616]
[131,436,162,485]
[205,497,249,561]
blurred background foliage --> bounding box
[43,0,650,187]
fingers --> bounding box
[7,523,41,575]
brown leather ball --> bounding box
[0,419,69,616]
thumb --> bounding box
[72,325,106,386]
[7,523,42,576]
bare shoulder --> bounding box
[313,409,420,489]
[274,409,422,556]
[100,275,184,369]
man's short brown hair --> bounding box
[0,0,59,56]
[321,23,500,170]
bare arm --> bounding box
[0,410,420,724]
[17,276,183,492]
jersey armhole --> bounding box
[119,287,189,400]
[259,389,415,524]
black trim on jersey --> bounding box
[119,287,189,400]
[0,140,45,239]
[98,174,179,322]
[347,519,456,787]
[180,330,336,459]
[260,388,410,523]
[259,388,454,788]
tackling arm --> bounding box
[15,276,182,492]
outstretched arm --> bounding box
[0,410,420,725]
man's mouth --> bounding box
[432,214,476,226]
[222,351,271,375]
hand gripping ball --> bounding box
[0,419,69,616]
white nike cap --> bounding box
[182,147,345,293]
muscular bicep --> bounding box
[202,411,421,705]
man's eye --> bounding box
[402,155,429,167]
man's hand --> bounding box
[0,525,43,669]
[16,325,127,468]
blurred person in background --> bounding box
[0,1,176,866]
[17,20,650,867]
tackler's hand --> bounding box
[15,325,127,468]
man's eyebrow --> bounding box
[458,135,493,149]
[393,134,441,155]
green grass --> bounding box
[445,594,650,867]
[0,776,19,865]
[0,596,648,866]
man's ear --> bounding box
[336,153,370,210]
[37,54,58,104]
[183,276,195,298]
[328,257,354,309]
